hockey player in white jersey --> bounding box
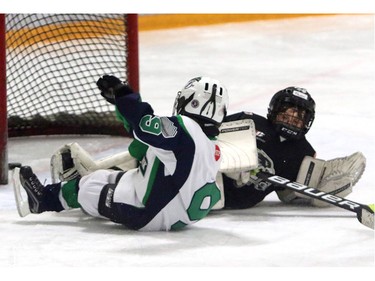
[13,75,229,231]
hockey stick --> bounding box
[257,172,374,230]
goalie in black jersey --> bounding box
[221,86,366,209]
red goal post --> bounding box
[1,14,7,184]
[0,14,139,184]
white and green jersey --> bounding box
[110,93,222,231]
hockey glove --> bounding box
[96,75,134,105]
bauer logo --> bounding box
[268,175,361,211]
[215,145,221,161]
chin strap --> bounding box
[200,123,220,137]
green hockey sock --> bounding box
[61,179,81,209]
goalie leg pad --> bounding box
[51,144,80,183]
[51,143,138,183]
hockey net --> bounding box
[0,14,139,183]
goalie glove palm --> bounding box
[278,152,367,207]
[96,75,134,104]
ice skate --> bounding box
[13,166,46,217]
[20,166,47,213]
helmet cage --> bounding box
[268,87,315,140]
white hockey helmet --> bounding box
[173,77,229,126]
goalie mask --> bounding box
[173,76,229,128]
[267,87,315,140]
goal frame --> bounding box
[0,14,7,184]
[0,14,139,184]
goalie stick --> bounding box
[257,172,374,230]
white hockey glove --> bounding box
[277,152,366,207]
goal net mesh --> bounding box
[6,14,134,137]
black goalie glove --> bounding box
[96,75,134,105]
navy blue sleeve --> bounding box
[115,93,192,151]
[115,93,154,124]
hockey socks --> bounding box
[61,179,81,209]
[59,179,81,209]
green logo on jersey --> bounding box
[139,115,177,138]
[187,183,221,221]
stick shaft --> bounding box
[257,172,374,229]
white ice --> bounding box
[0,15,374,271]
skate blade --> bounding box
[12,168,31,217]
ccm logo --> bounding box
[268,175,360,210]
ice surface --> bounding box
[0,15,374,271]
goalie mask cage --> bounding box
[0,14,139,184]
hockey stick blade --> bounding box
[358,204,374,230]
[258,172,374,230]
[12,168,31,217]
